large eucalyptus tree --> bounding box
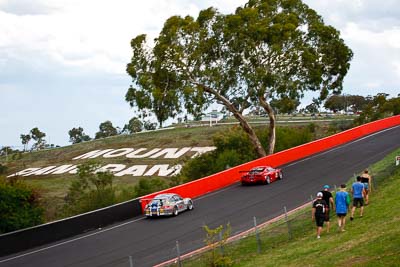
[126,0,353,157]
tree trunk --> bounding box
[232,111,267,158]
[259,96,276,155]
[200,84,267,158]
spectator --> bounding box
[335,184,350,232]
[321,185,334,233]
[312,192,327,239]
[360,169,372,205]
[350,176,366,220]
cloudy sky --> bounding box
[1,0,399,148]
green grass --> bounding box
[179,148,400,267]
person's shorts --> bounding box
[315,216,325,227]
[353,198,364,207]
[363,183,369,191]
[337,213,347,217]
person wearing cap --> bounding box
[335,184,351,232]
[312,192,327,239]
[321,185,334,233]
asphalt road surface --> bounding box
[1,125,399,267]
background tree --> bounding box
[122,117,143,134]
[20,134,31,151]
[126,0,353,157]
[270,97,300,114]
[354,93,395,124]
[95,121,118,139]
[0,176,44,233]
[30,127,46,150]
[143,120,157,131]
[324,94,366,113]
[68,127,91,144]
[384,95,400,115]
[305,102,319,114]
[63,162,115,216]
[324,94,345,112]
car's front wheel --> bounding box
[265,176,271,184]
[278,171,283,180]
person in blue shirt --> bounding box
[350,176,366,220]
[335,184,350,232]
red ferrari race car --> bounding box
[240,166,282,185]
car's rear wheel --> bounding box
[173,206,179,216]
[265,176,271,184]
[278,171,283,180]
[187,201,194,211]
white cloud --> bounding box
[1,0,399,147]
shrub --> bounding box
[133,177,169,197]
[63,162,116,216]
[0,176,44,233]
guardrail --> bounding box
[0,199,141,257]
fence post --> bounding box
[284,206,292,240]
[129,256,133,267]
[219,231,224,255]
[253,216,262,253]
[176,241,182,267]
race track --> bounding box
[1,125,399,267]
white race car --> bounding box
[144,193,194,217]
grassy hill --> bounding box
[180,147,400,266]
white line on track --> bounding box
[0,217,146,263]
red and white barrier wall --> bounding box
[140,115,400,211]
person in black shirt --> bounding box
[361,169,372,205]
[321,185,334,233]
[312,192,328,239]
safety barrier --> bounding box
[0,198,141,257]
[140,115,400,210]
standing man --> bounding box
[321,185,334,233]
[360,169,372,205]
[312,192,327,239]
[350,176,366,220]
[335,184,350,232]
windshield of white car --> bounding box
[149,198,168,206]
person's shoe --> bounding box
[350,217,354,221]
[317,235,321,239]
[341,229,346,232]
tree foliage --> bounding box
[95,121,118,139]
[63,162,115,216]
[203,223,233,267]
[354,93,400,125]
[126,0,353,157]
[122,117,143,134]
[30,127,46,150]
[324,94,366,113]
[68,127,91,144]
[20,134,31,151]
[0,176,44,234]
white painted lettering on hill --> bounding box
[7,147,216,178]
